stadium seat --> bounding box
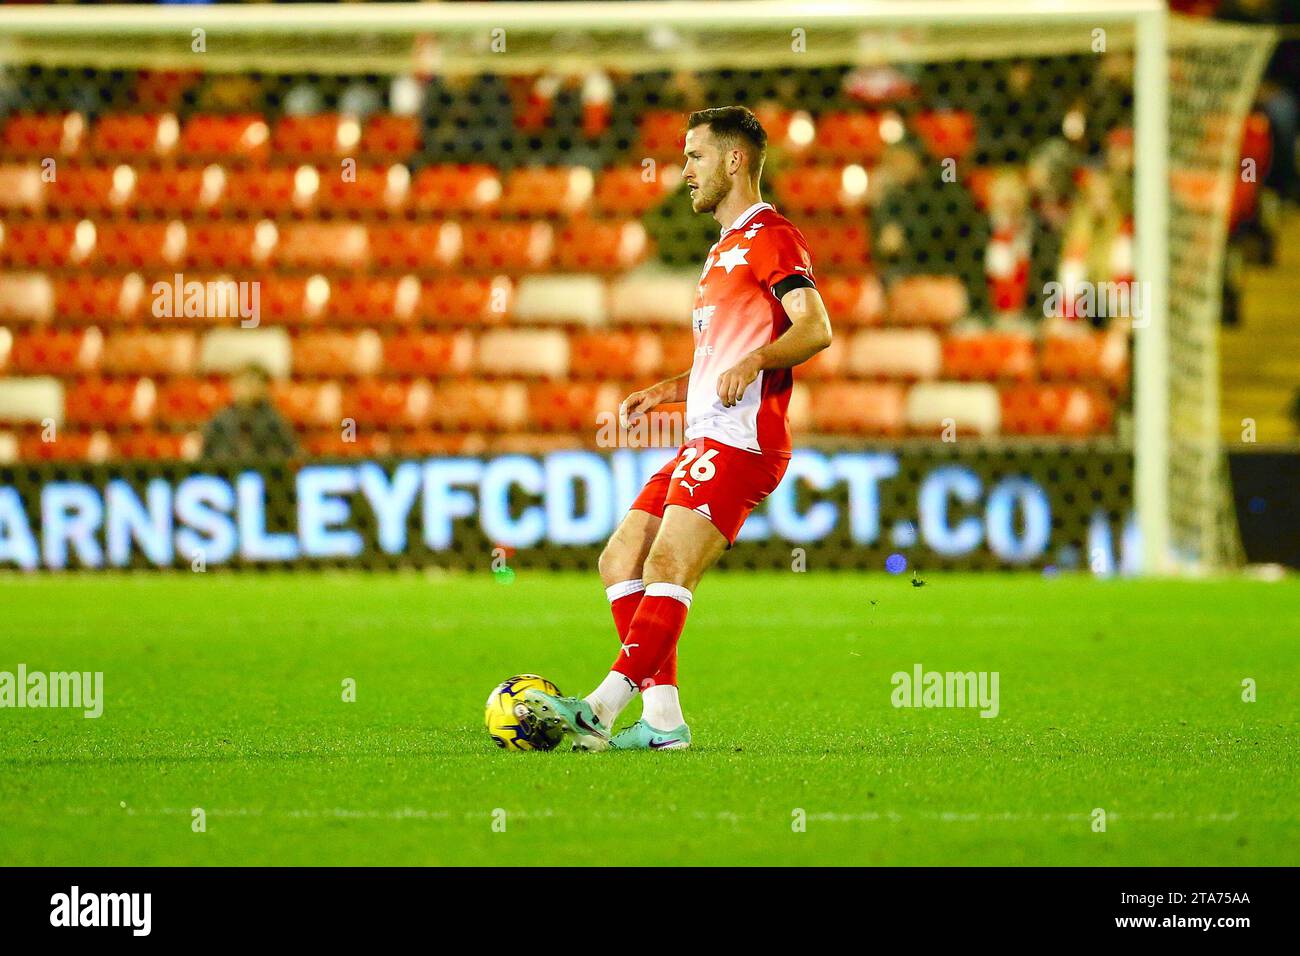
[807,382,906,436]
[18,429,112,462]
[773,165,870,216]
[999,384,1112,436]
[222,166,316,216]
[638,110,687,161]
[409,276,513,326]
[569,330,662,380]
[1,221,96,268]
[186,222,274,269]
[132,163,223,217]
[800,222,871,271]
[90,113,180,160]
[7,329,104,374]
[362,114,421,162]
[45,164,134,215]
[344,379,435,427]
[293,330,384,377]
[844,328,942,380]
[271,381,342,427]
[460,222,553,272]
[905,382,1001,437]
[273,114,360,161]
[155,377,231,426]
[0,376,64,425]
[199,327,292,379]
[512,275,603,326]
[179,114,271,163]
[325,275,413,326]
[101,332,198,376]
[500,167,595,217]
[941,332,1036,381]
[798,334,847,380]
[476,329,569,378]
[885,275,969,326]
[0,164,46,212]
[409,165,502,214]
[553,220,648,272]
[655,331,696,377]
[593,166,678,216]
[607,274,695,325]
[114,430,202,461]
[382,331,475,376]
[52,275,147,324]
[912,110,977,162]
[813,112,886,163]
[370,223,461,271]
[315,163,410,215]
[0,273,54,323]
[301,430,392,459]
[527,382,619,431]
[1040,328,1130,392]
[389,431,486,457]
[426,382,527,431]
[275,223,370,270]
[62,378,156,426]
[97,222,186,271]
[2,113,86,158]
[816,274,885,327]
[490,433,591,455]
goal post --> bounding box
[0,1,1275,575]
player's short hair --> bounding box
[687,105,768,182]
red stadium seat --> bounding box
[797,334,846,380]
[807,382,906,436]
[553,220,647,272]
[45,164,134,215]
[569,330,662,380]
[427,382,526,431]
[114,430,202,460]
[0,221,95,268]
[500,167,594,217]
[185,222,273,270]
[1040,329,1129,392]
[132,163,223,217]
[8,329,103,375]
[222,166,315,216]
[19,430,112,462]
[2,113,86,158]
[370,223,461,272]
[273,114,358,161]
[999,384,1112,436]
[100,331,198,376]
[773,165,869,216]
[91,113,180,160]
[344,380,434,427]
[409,165,501,214]
[383,331,475,377]
[912,110,977,162]
[271,381,341,427]
[52,275,148,324]
[408,276,512,326]
[817,274,885,326]
[638,110,687,161]
[274,223,369,271]
[325,275,412,326]
[97,222,185,271]
[656,331,696,377]
[941,332,1036,382]
[154,377,231,426]
[315,163,409,216]
[293,330,384,377]
[593,166,677,216]
[63,377,155,426]
[179,114,271,163]
[362,115,420,162]
[813,112,886,163]
[844,328,942,380]
[886,275,969,326]
[800,222,870,271]
[527,382,616,431]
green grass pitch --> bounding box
[1,570,1297,866]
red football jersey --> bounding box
[686,201,814,458]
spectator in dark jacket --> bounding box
[201,364,297,461]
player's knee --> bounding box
[598,536,640,586]
[641,548,691,589]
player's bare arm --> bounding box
[618,368,689,428]
[717,286,832,408]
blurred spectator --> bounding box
[984,168,1058,327]
[201,365,297,462]
[1055,166,1135,329]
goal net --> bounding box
[0,1,1274,574]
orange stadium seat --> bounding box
[0,273,54,323]
[885,275,969,326]
[798,334,846,380]
[179,114,271,163]
[52,275,147,324]
[383,331,475,377]
[638,110,687,161]
[273,114,358,161]
[362,115,420,162]
[527,382,615,432]
[222,166,314,216]
[773,165,869,216]
[817,274,885,326]
[409,165,502,215]
[409,276,512,326]
[271,381,341,427]
[1040,328,1130,392]
[275,223,370,271]
[800,222,870,271]
[19,430,112,462]
[100,331,198,376]
[912,110,977,162]
[185,222,272,270]
[90,113,179,160]
[63,378,155,426]
[941,332,1036,381]
[427,382,526,431]
[500,167,594,217]
[293,330,384,377]
[8,329,103,374]
[154,378,231,426]
[45,164,134,215]
[656,330,696,377]
[593,166,676,216]
[370,223,461,272]
[476,329,569,378]
[345,380,433,427]
[999,384,1112,436]
[2,113,86,158]
[490,433,594,455]
[813,112,886,163]
[315,163,409,216]
[97,222,184,271]
[114,430,202,461]
[569,330,662,380]
[460,222,552,272]
[390,432,484,457]
[844,328,942,380]
[132,164,222,217]
[1,221,94,268]
[324,275,408,326]
[807,382,907,436]
[0,164,46,212]
[554,220,647,272]
[301,431,392,458]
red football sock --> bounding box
[607,578,676,687]
[611,583,692,690]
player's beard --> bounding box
[690,167,729,214]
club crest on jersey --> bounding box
[692,305,715,333]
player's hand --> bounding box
[619,385,661,430]
[716,355,761,408]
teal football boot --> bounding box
[609,719,692,751]
[522,689,611,750]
